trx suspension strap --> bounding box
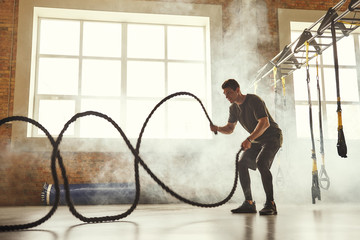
[273,67,285,188]
[305,41,321,204]
[331,21,348,158]
[278,75,287,187]
[316,54,330,190]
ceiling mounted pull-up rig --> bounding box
[294,30,321,54]
[317,7,349,36]
[252,0,360,87]
[276,46,301,74]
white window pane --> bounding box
[291,31,302,43]
[168,100,211,139]
[295,105,320,138]
[126,100,165,139]
[80,99,121,138]
[39,19,80,56]
[326,104,360,140]
[38,100,75,135]
[37,58,79,95]
[127,24,165,59]
[168,62,206,97]
[168,26,205,61]
[293,67,321,101]
[323,68,359,102]
[82,59,121,96]
[326,104,339,140]
[83,22,122,57]
[127,61,165,97]
[322,35,356,66]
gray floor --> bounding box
[1,203,360,240]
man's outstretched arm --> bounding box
[210,122,236,134]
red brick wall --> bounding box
[0,0,18,205]
[0,149,134,205]
[0,0,350,205]
[0,0,17,120]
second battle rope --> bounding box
[0,91,241,231]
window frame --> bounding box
[33,18,210,139]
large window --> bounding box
[291,22,360,140]
[29,9,212,140]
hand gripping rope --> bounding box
[0,92,241,231]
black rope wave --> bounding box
[0,92,242,231]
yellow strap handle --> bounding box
[312,149,318,171]
[337,106,343,127]
[316,53,319,78]
[305,41,310,66]
[273,66,277,88]
[338,20,360,26]
[281,76,286,96]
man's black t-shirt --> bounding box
[228,94,281,142]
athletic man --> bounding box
[210,79,282,215]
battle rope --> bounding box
[331,21,348,158]
[315,54,330,190]
[305,41,321,204]
[0,116,60,231]
[0,92,240,231]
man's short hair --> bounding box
[222,79,239,91]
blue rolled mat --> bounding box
[41,182,136,205]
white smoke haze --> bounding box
[95,0,360,206]
[0,143,54,208]
[201,0,360,206]
[3,0,360,210]
[135,134,241,204]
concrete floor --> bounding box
[1,203,360,240]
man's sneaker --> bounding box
[231,201,257,214]
[259,201,277,215]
